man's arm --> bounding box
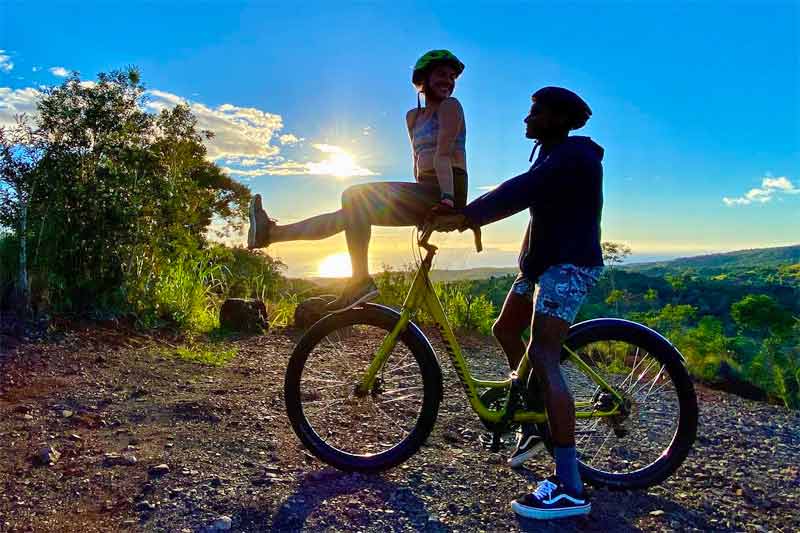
[462,151,567,228]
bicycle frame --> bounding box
[355,229,625,426]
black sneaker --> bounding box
[326,276,379,313]
[511,476,590,520]
[248,194,274,249]
[508,424,544,468]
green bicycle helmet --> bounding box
[412,49,465,87]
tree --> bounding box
[644,288,659,307]
[731,294,793,338]
[0,121,45,315]
[6,67,251,312]
[601,241,631,314]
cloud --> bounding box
[220,161,310,178]
[31,66,40,73]
[220,143,377,178]
[144,89,285,160]
[279,133,301,145]
[0,51,13,73]
[723,176,799,206]
[0,87,42,128]
[312,143,345,154]
[49,66,69,77]
[1,83,374,178]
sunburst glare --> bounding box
[317,252,352,278]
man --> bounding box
[432,86,604,519]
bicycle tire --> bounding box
[547,318,698,490]
[284,303,443,473]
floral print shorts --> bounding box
[511,264,604,324]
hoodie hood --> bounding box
[565,135,604,161]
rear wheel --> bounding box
[284,305,443,472]
[553,319,698,490]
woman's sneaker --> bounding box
[508,424,544,468]
[511,476,591,520]
[248,194,274,249]
[326,276,379,313]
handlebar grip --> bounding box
[473,227,482,253]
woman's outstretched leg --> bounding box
[270,211,345,243]
[328,182,441,311]
[248,181,441,310]
[248,194,345,248]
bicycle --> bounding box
[284,225,698,490]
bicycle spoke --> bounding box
[562,338,684,479]
[298,322,425,458]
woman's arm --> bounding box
[406,109,418,179]
[434,98,464,206]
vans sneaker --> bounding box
[508,424,545,468]
[511,476,590,520]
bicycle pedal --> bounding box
[479,432,505,451]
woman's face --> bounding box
[425,65,458,101]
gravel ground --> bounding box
[0,322,798,532]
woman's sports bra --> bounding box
[412,110,466,162]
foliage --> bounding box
[731,294,794,337]
[1,68,251,314]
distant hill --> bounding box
[429,267,518,283]
[299,245,799,287]
[304,267,518,288]
[624,244,800,277]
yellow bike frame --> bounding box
[355,227,625,426]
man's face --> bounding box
[524,101,550,139]
[426,65,458,100]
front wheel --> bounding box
[556,318,698,490]
[284,304,443,473]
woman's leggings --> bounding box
[270,169,467,279]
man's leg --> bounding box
[492,278,545,467]
[511,264,602,520]
[492,279,533,371]
[528,312,581,490]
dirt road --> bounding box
[1,323,798,532]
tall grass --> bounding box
[374,264,495,334]
[123,244,293,332]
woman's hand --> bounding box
[427,203,468,232]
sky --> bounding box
[1,1,798,277]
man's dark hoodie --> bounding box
[462,136,604,281]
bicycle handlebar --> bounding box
[418,223,482,253]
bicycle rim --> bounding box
[563,336,688,485]
[298,323,428,458]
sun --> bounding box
[317,252,352,278]
[328,152,357,177]
[306,145,374,178]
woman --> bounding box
[248,49,468,311]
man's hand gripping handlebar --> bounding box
[420,205,482,253]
